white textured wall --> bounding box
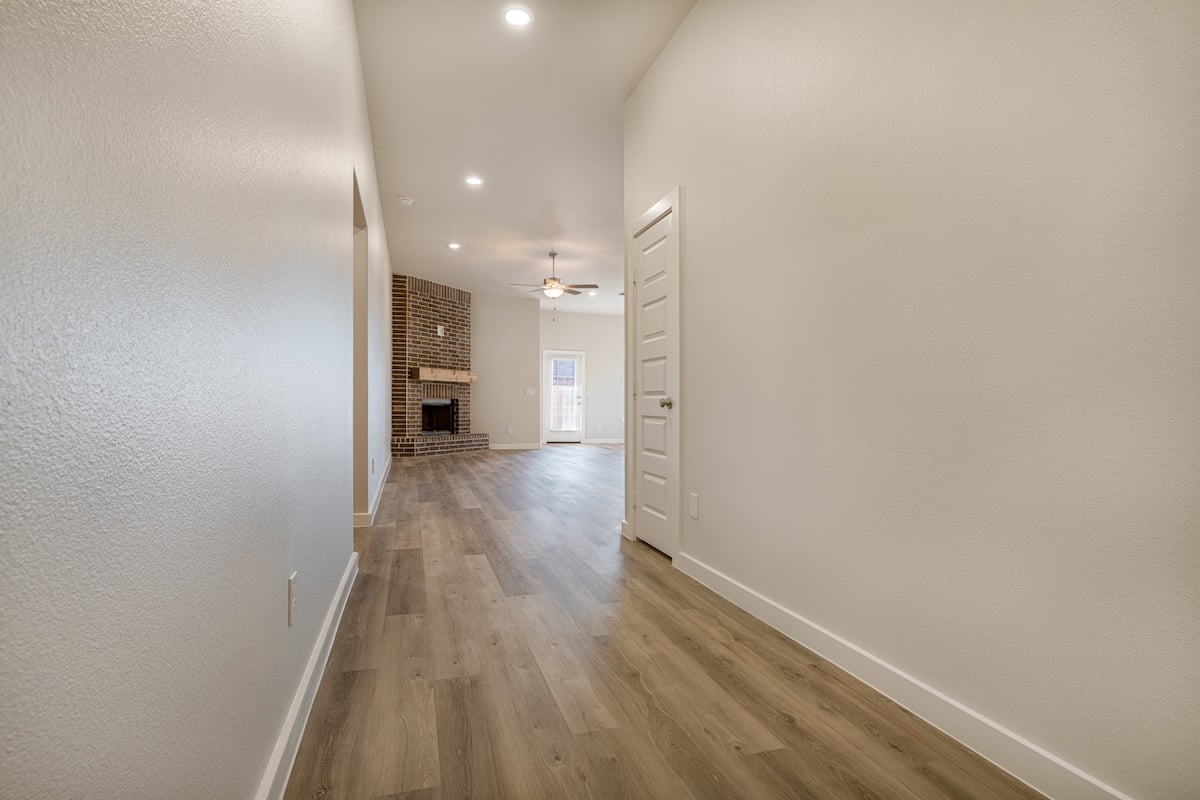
[540,311,625,442]
[626,2,1200,799]
[0,1,392,798]
[472,293,541,447]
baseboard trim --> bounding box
[254,552,359,800]
[582,438,624,444]
[353,456,392,528]
[674,552,1133,800]
[489,443,542,450]
[621,519,634,540]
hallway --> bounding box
[284,446,1044,800]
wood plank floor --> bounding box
[285,445,1044,800]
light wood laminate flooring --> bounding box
[284,445,1044,800]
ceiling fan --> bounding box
[509,250,598,298]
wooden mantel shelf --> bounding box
[410,366,477,384]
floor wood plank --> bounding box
[285,445,1046,800]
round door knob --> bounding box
[659,397,674,409]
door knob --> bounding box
[659,397,674,409]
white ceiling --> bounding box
[353,0,695,315]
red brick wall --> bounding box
[391,275,487,455]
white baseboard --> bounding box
[254,552,359,800]
[353,455,392,528]
[583,438,624,444]
[621,519,634,540]
[490,443,542,450]
[674,553,1133,800]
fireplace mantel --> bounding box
[409,366,478,384]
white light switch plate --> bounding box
[688,493,699,519]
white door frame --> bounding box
[624,187,682,555]
[542,349,586,443]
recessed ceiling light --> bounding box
[465,175,484,186]
[504,6,533,27]
[448,242,462,250]
[588,291,598,296]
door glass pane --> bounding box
[550,358,578,432]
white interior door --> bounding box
[631,194,679,556]
[544,351,584,443]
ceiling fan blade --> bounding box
[563,288,582,295]
[508,283,545,288]
[527,288,547,294]
[565,283,599,289]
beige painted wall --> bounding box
[540,311,625,442]
[472,293,542,448]
[626,2,1200,799]
[0,0,393,797]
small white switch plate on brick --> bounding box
[688,493,699,519]
[437,325,444,337]
[288,571,298,627]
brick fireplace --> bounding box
[391,275,490,457]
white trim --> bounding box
[623,227,636,546]
[353,455,392,528]
[582,438,624,444]
[620,519,634,541]
[489,443,542,450]
[254,552,359,800]
[674,553,1135,800]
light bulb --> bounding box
[504,7,533,27]
[543,286,564,299]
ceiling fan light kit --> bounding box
[508,250,600,300]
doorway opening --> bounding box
[352,173,369,523]
[543,350,585,443]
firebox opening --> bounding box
[421,398,456,435]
